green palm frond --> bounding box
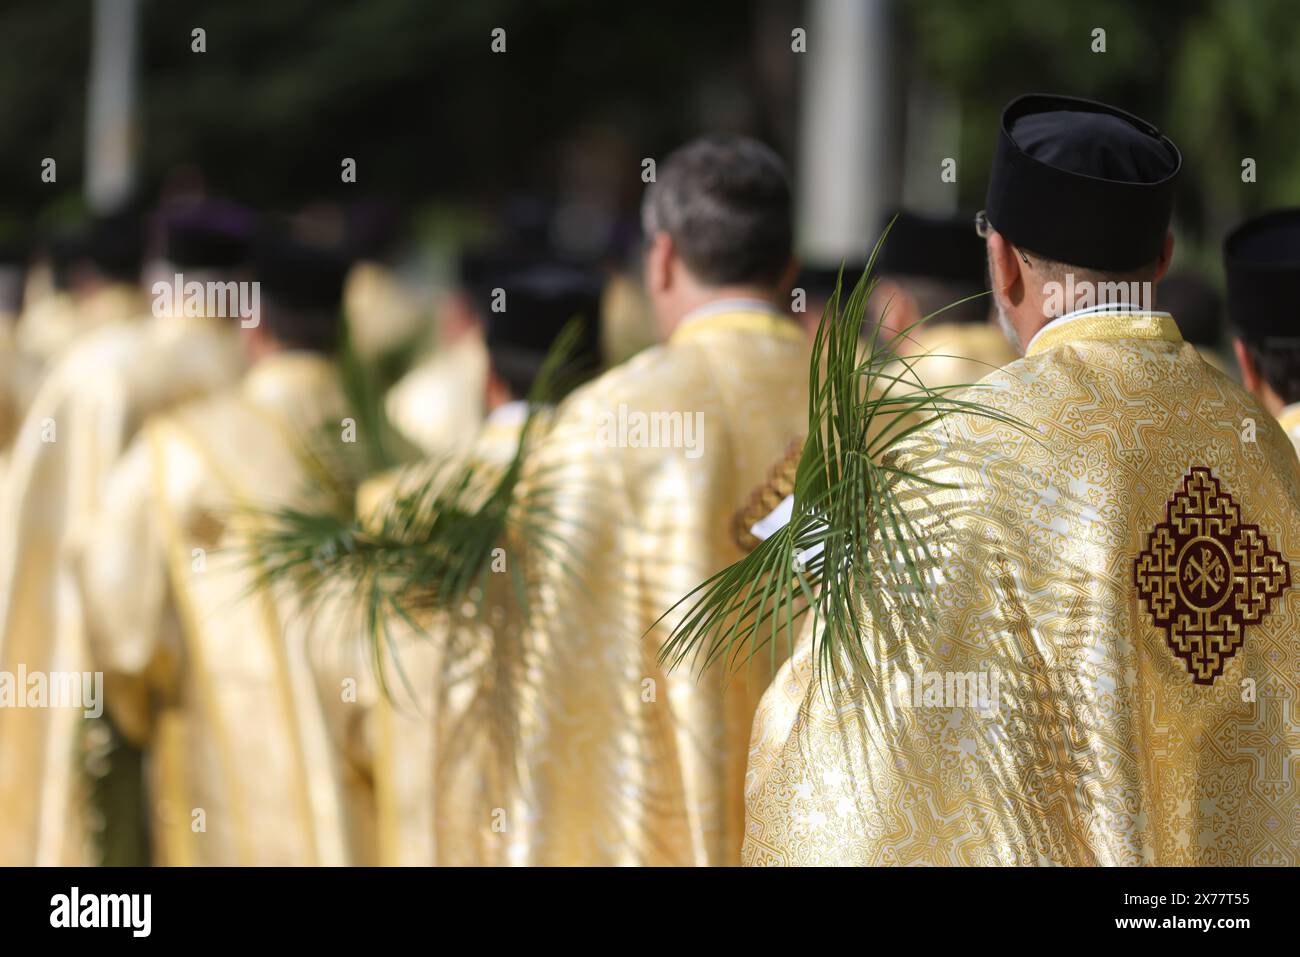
[241,320,592,692]
[656,223,1033,688]
[335,306,423,476]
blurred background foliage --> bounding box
[905,0,1300,272]
[0,0,1296,278]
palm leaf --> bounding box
[240,319,592,693]
[334,304,423,477]
[656,221,1033,689]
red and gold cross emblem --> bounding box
[1133,467,1290,685]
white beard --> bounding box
[993,297,1023,354]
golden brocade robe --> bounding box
[79,353,376,866]
[600,271,658,365]
[344,261,426,360]
[360,406,535,866]
[891,321,1018,391]
[744,312,1300,865]
[0,324,41,460]
[17,284,143,367]
[0,313,244,866]
[385,333,487,458]
[515,306,810,865]
[859,320,1020,454]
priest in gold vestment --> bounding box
[16,214,146,369]
[0,203,250,866]
[0,244,40,467]
[340,201,426,362]
[383,253,492,458]
[79,234,375,865]
[364,261,605,866]
[866,210,1016,388]
[743,96,1300,866]
[1224,209,1300,459]
[508,137,809,865]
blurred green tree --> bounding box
[901,0,1300,273]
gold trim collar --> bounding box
[1025,312,1182,357]
[670,307,804,346]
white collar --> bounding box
[485,400,530,429]
[1024,302,1172,354]
[678,298,784,328]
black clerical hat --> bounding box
[794,262,866,301]
[1223,208,1300,342]
[255,234,349,313]
[85,210,146,283]
[0,236,30,267]
[1158,272,1221,347]
[484,262,604,395]
[877,210,985,287]
[985,94,1181,271]
[458,246,537,314]
[343,199,405,262]
[161,199,257,269]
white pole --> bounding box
[85,0,139,213]
[796,0,896,263]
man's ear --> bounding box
[777,256,800,296]
[986,230,1023,306]
[244,319,275,363]
[1234,337,1262,396]
[1154,230,1175,283]
[484,364,513,410]
[645,231,674,295]
[871,278,922,345]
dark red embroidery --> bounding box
[1134,467,1290,685]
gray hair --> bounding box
[641,136,792,287]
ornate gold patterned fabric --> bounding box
[744,312,1300,866]
[891,321,1018,392]
[735,321,1017,553]
[1133,467,1289,685]
[0,314,243,866]
[516,307,809,865]
[78,353,376,866]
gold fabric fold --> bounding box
[745,314,1300,865]
[0,314,242,866]
[385,334,487,458]
[502,307,809,865]
[361,412,533,866]
[79,353,376,865]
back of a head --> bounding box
[1158,271,1222,349]
[484,261,604,401]
[343,199,406,265]
[157,198,258,275]
[987,94,1181,285]
[875,210,989,324]
[0,236,28,316]
[1224,208,1300,404]
[51,210,146,289]
[255,230,350,355]
[641,136,792,288]
[48,229,87,292]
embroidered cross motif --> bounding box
[1134,467,1290,685]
